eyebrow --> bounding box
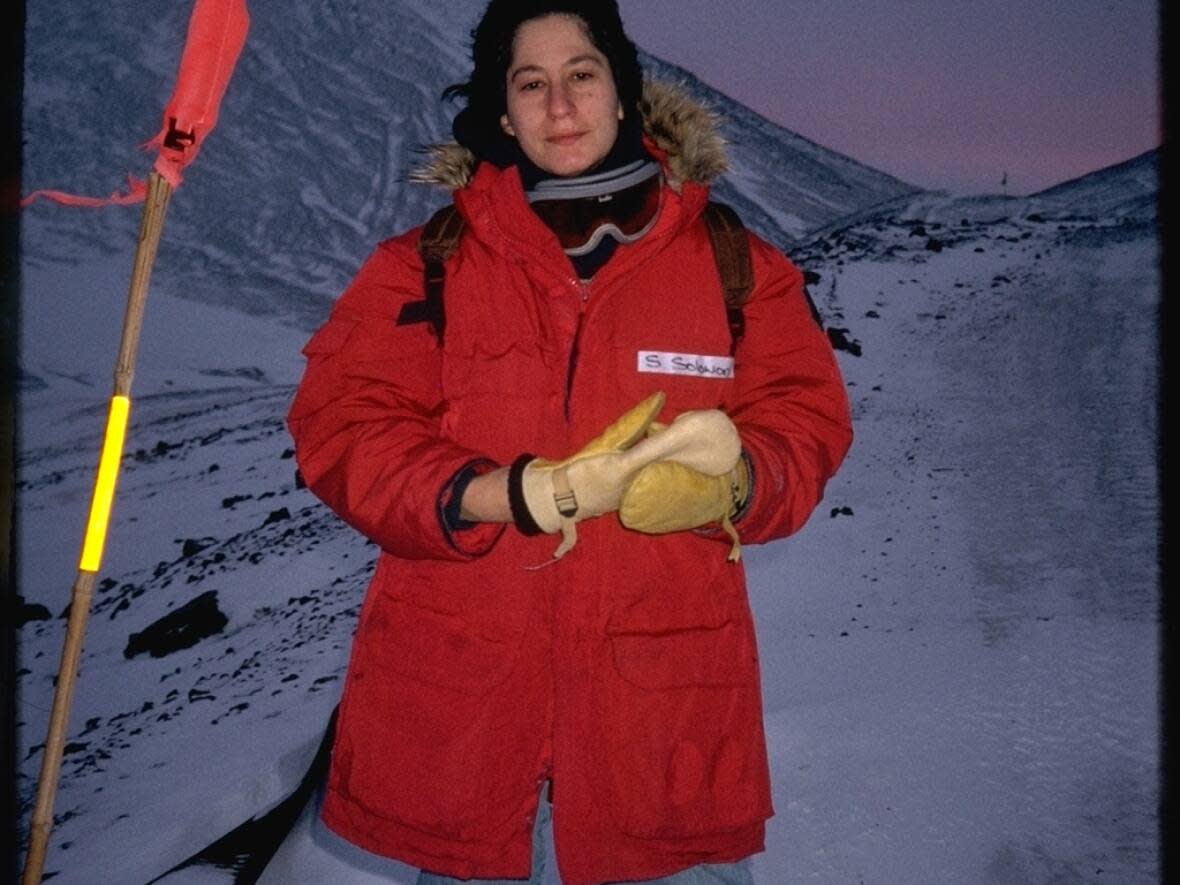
[509,54,606,83]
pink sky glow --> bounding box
[619,0,1160,195]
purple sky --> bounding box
[619,1,1159,195]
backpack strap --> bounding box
[702,201,754,355]
[704,201,826,344]
[397,204,466,344]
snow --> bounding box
[16,1,1158,883]
[747,207,1158,884]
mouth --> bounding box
[547,132,587,146]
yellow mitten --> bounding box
[516,392,666,558]
[516,396,743,560]
[619,423,750,561]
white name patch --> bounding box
[637,351,735,380]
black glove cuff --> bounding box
[508,453,544,536]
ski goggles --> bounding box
[526,160,663,256]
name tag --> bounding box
[637,351,735,380]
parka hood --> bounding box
[411,81,729,191]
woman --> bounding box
[287,2,852,883]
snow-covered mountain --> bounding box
[1030,149,1158,219]
[21,0,916,332]
[17,1,1158,883]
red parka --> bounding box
[287,83,852,885]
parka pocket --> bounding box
[330,647,527,842]
[609,622,753,689]
[327,572,535,842]
[366,556,527,694]
[375,597,524,692]
[594,620,772,840]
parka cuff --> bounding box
[437,459,506,558]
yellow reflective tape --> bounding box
[79,395,131,573]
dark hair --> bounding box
[444,0,643,157]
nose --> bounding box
[547,81,574,119]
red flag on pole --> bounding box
[22,0,250,207]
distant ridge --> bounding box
[1031,150,1158,218]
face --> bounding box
[500,14,624,177]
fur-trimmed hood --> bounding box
[410,80,728,191]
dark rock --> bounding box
[925,237,943,253]
[262,508,291,527]
[180,537,217,558]
[827,328,863,357]
[16,597,52,626]
[124,591,228,659]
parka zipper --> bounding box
[563,279,592,422]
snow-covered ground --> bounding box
[16,1,1158,882]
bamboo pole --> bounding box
[22,171,173,885]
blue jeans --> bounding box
[416,786,755,885]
